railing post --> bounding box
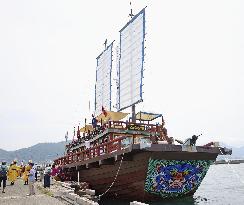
[110,133,113,141]
[97,146,100,156]
[88,149,91,159]
[92,148,95,158]
[156,125,159,132]
[107,143,110,154]
[82,152,84,161]
[118,139,121,151]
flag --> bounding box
[77,125,80,138]
[102,106,107,117]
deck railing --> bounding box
[55,121,168,166]
[55,136,126,166]
[65,121,162,151]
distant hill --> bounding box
[0,141,67,164]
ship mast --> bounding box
[132,104,136,122]
[129,2,134,19]
[117,5,146,123]
[129,2,136,122]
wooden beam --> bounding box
[76,165,87,170]
[100,158,115,165]
[89,161,100,168]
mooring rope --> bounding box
[218,147,244,184]
[98,152,125,200]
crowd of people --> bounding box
[0,160,64,196]
[65,119,113,155]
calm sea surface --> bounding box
[100,164,244,205]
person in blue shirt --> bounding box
[27,163,36,196]
[92,114,98,129]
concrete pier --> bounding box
[51,181,98,205]
[0,179,66,205]
[0,178,150,205]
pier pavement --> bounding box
[0,179,66,205]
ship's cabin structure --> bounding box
[55,111,174,166]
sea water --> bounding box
[100,164,244,205]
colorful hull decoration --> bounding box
[145,159,213,198]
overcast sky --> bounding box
[0,0,243,151]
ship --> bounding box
[54,7,231,202]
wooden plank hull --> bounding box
[67,147,218,201]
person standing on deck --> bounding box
[8,160,18,185]
[0,161,8,193]
[92,114,98,128]
[27,163,36,196]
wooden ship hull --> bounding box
[55,124,229,201]
[78,147,218,201]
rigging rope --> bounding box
[98,152,125,200]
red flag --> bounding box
[77,125,80,138]
[102,106,107,117]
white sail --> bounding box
[95,42,113,116]
[117,8,146,111]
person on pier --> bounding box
[22,161,32,185]
[8,160,18,185]
[27,163,36,196]
[43,164,51,188]
[0,161,8,193]
[50,164,59,182]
